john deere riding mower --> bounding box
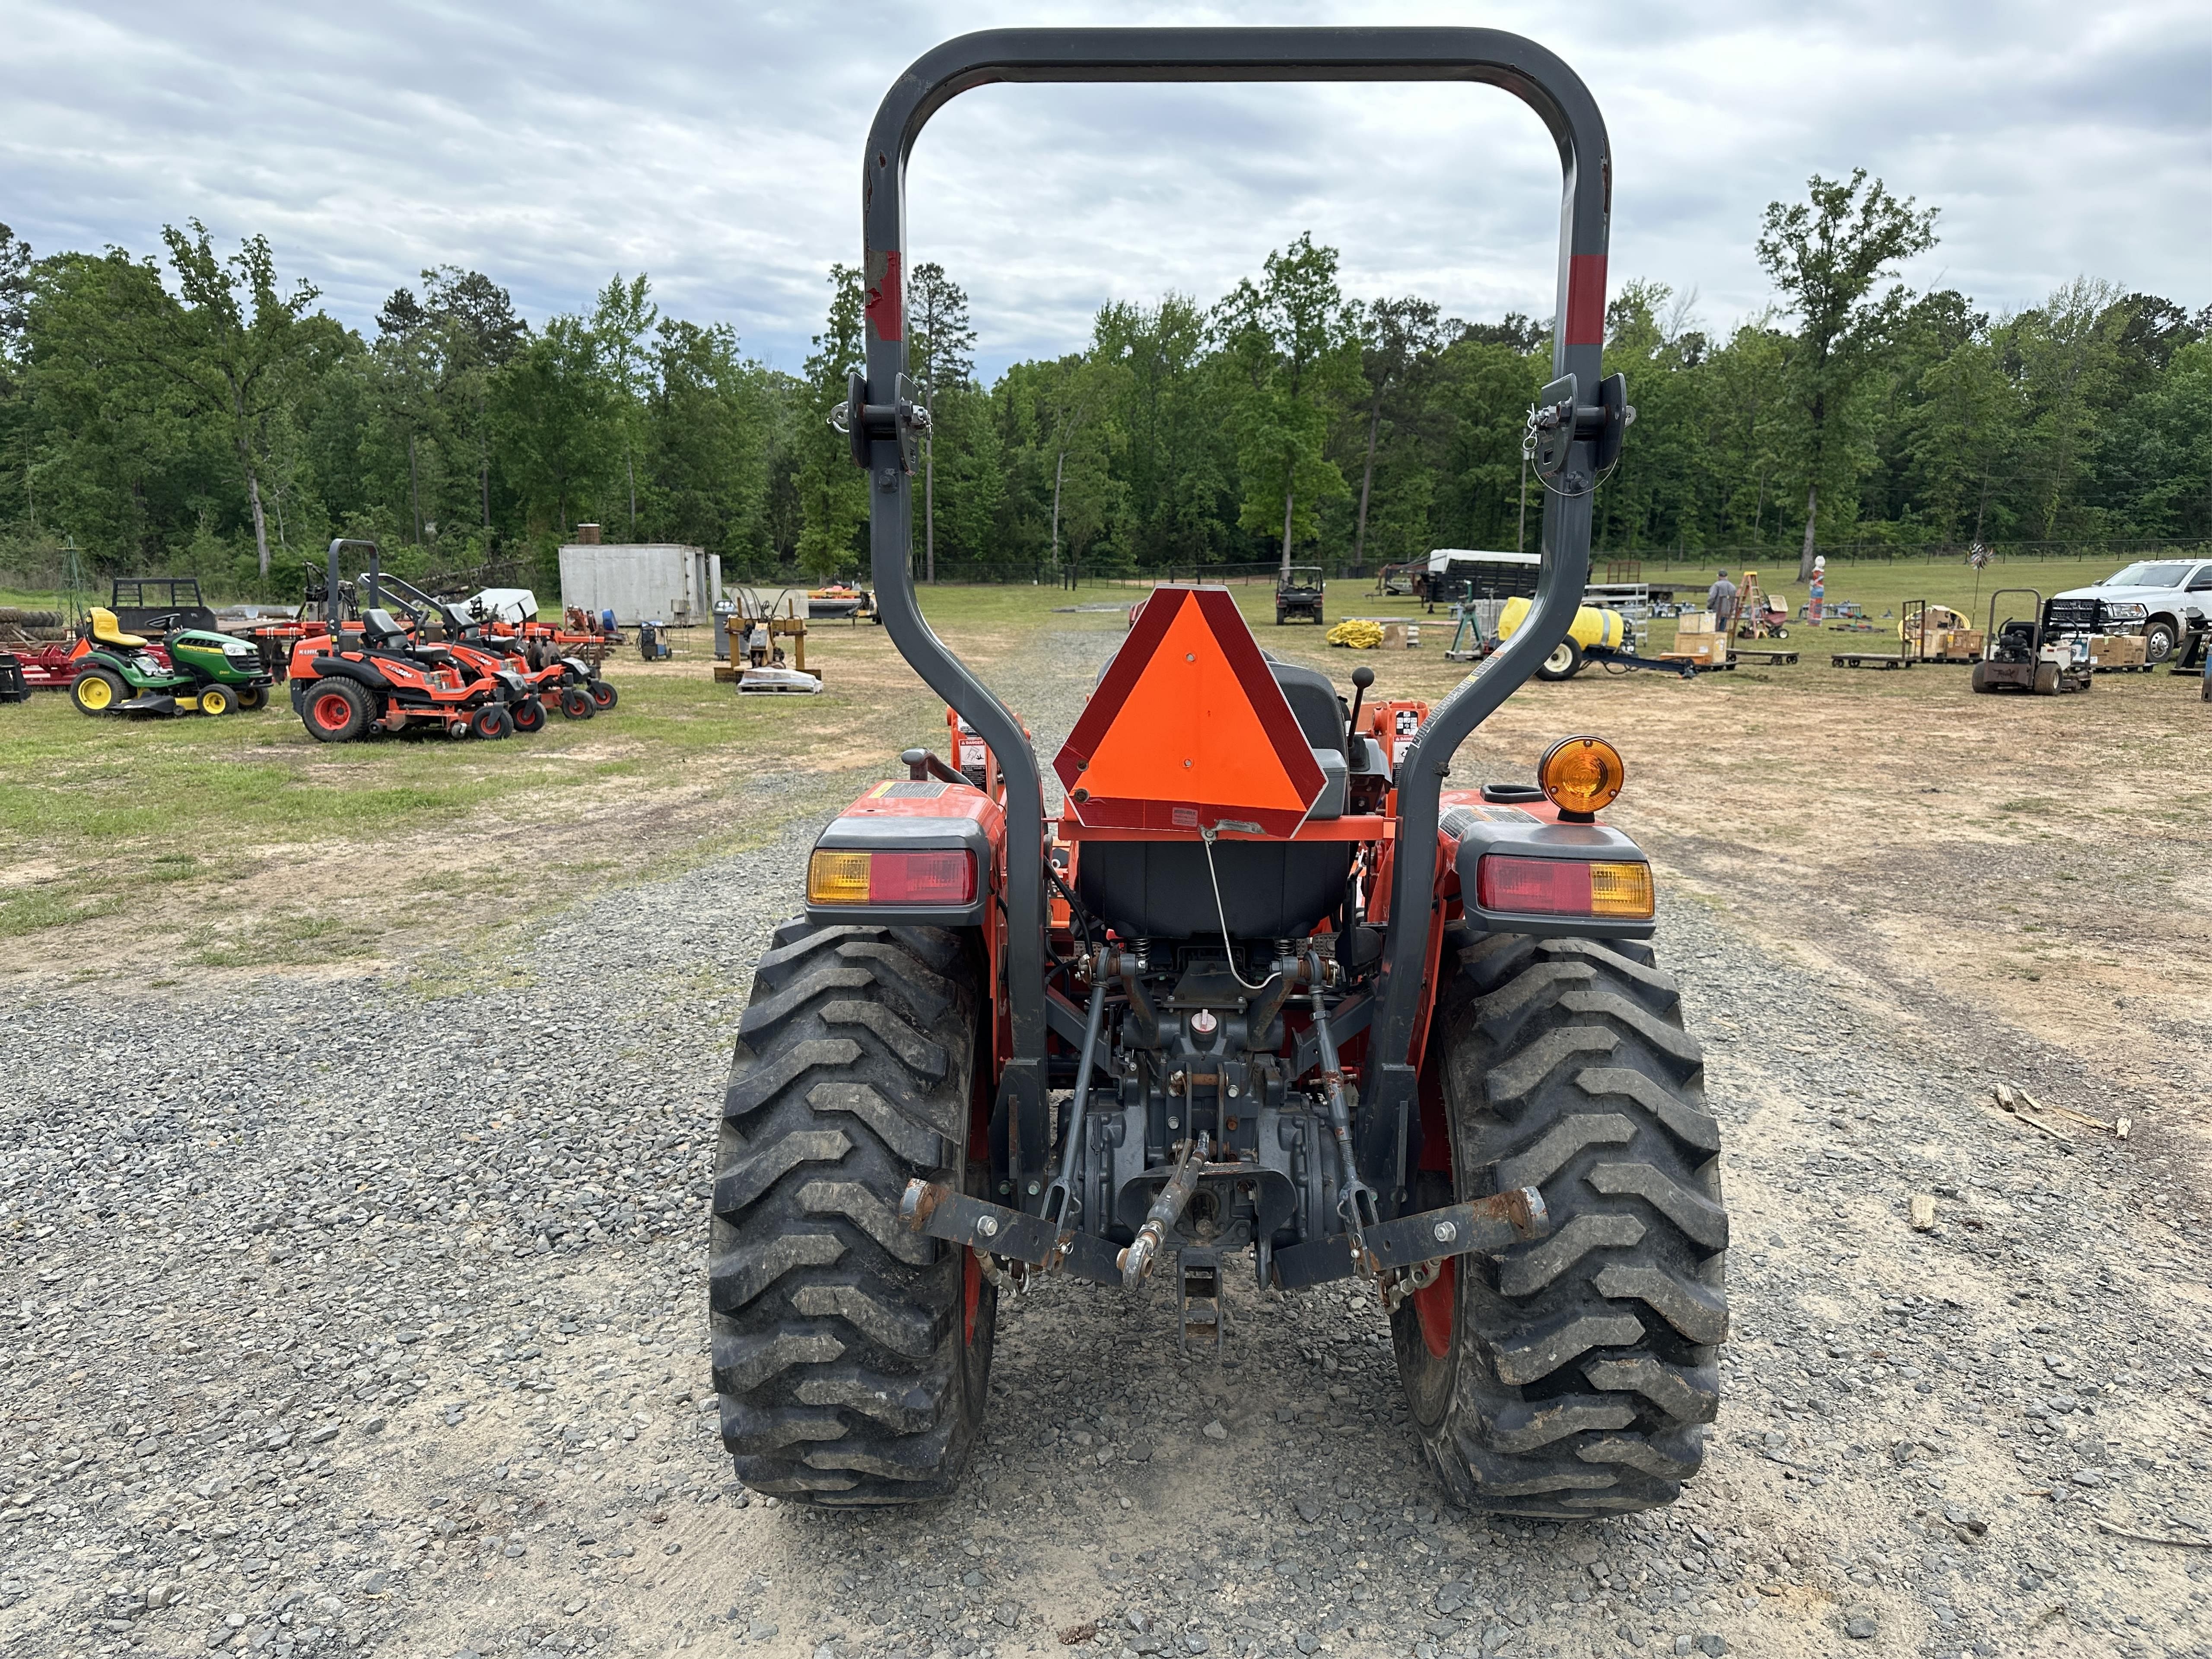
[711,28,1726,1523]
[68,607,274,717]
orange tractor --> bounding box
[711,27,1726,1520]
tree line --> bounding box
[0,171,2204,598]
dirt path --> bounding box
[2,621,2206,1659]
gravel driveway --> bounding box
[3,629,2207,1659]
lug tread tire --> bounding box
[1392,931,1729,1516]
[709,918,992,1505]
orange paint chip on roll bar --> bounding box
[1053,585,1326,837]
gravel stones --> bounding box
[0,622,2203,1659]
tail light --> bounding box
[1476,855,1653,918]
[808,849,976,906]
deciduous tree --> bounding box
[1756,171,1938,578]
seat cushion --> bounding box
[1263,658,1348,755]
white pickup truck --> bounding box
[2057,556,2212,663]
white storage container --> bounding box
[557,544,722,626]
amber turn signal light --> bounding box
[1538,734,1625,815]
[1475,856,1654,918]
[808,848,977,906]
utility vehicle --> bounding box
[711,27,1727,1519]
[1276,565,1325,626]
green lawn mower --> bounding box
[69,607,275,718]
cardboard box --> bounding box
[2088,634,2145,668]
[1666,632,1730,666]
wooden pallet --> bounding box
[1832,652,1913,670]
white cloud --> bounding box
[1,0,2203,378]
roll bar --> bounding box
[857,28,1615,1199]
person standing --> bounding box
[1808,555,1826,623]
[1707,569,1738,629]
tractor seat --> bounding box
[88,607,148,648]
[1259,656,1348,756]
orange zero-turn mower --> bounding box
[289,540,528,742]
[356,567,614,728]
[708,27,1726,1523]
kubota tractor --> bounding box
[710,26,1727,1519]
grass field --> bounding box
[0,592,1117,976]
[5,558,2203,997]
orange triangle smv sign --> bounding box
[1053,585,1325,836]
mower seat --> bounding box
[88,607,148,648]
[359,607,454,667]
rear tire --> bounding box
[1391,931,1727,1518]
[1536,639,1585,682]
[711,919,995,1505]
[2033,663,2059,695]
[302,679,374,743]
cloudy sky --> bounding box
[3,1,2205,378]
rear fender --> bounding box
[803,780,1010,1109]
[310,657,393,694]
[1440,794,1656,942]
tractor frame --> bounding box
[713,27,1722,1517]
[852,27,1618,1203]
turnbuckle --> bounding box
[1117,1131,1210,1289]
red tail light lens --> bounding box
[868,850,976,904]
[809,849,976,906]
[1476,855,1653,918]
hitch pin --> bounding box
[1117,1131,1209,1289]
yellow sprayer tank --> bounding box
[1497,595,1627,652]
